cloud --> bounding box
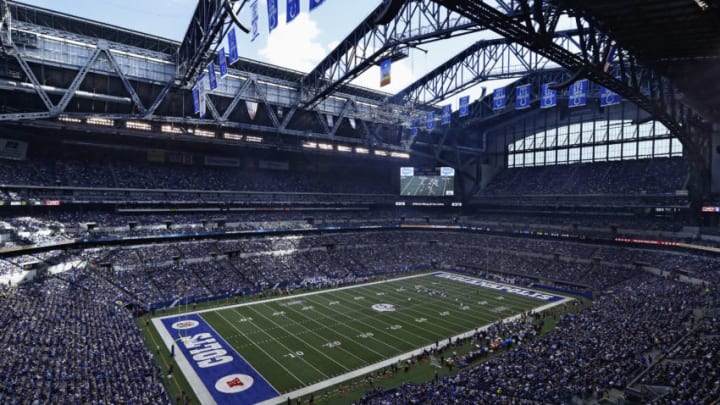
[258,12,327,72]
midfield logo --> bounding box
[371,303,396,312]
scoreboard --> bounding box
[400,167,455,197]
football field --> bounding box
[153,271,569,404]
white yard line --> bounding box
[241,305,350,375]
[215,309,309,387]
[257,296,574,405]
[276,299,389,361]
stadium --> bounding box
[0,0,718,404]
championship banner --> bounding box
[492,87,506,110]
[441,104,452,125]
[250,0,260,41]
[568,79,588,108]
[458,95,470,117]
[540,83,556,109]
[309,0,326,12]
[286,0,299,23]
[208,61,218,90]
[198,73,207,118]
[192,87,200,114]
[228,27,239,64]
[218,48,228,78]
[326,114,334,128]
[515,83,531,110]
[600,85,621,107]
[246,101,258,120]
[425,111,435,130]
[411,118,420,136]
[604,41,617,73]
[380,58,391,87]
[267,0,279,33]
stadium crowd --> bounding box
[1,228,718,403]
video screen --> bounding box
[400,167,455,196]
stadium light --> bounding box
[58,115,82,123]
[317,143,333,151]
[390,152,410,159]
[192,128,215,138]
[127,121,151,131]
[87,117,114,127]
[245,135,263,143]
[302,142,318,149]
[337,145,352,153]
[161,125,182,134]
[374,150,388,156]
[694,0,710,10]
[224,132,243,140]
[355,147,369,154]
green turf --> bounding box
[198,272,559,395]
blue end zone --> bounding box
[160,314,278,404]
[433,272,565,302]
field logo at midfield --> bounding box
[215,374,255,394]
[372,303,396,312]
[172,320,199,330]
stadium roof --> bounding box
[559,0,720,120]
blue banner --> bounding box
[192,87,200,114]
[267,0,279,33]
[458,95,470,117]
[380,58,391,87]
[228,28,239,64]
[441,104,452,125]
[309,0,326,12]
[287,0,300,23]
[540,83,556,109]
[515,84,531,110]
[208,61,217,90]
[425,112,435,130]
[250,0,260,41]
[568,79,588,108]
[492,88,506,111]
[600,85,621,107]
[218,48,228,78]
[411,118,420,136]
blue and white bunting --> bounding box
[492,88,506,110]
[192,87,200,114]
[441,104,452,125]
[267,0,279,33]
[515,84,531,110]
[217,48,228,78]
[309,0,325,12]
[197,73,207,118]
[600,85,621,107]
[425,112,435,130]
[250,0,260,41]
[568,79,588,108]
[540,83,556,109]
[458,95,470,117]
[287,0,300,23]
[227,28,239,64]
[208,61,217,90]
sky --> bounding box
[17,0,517,106]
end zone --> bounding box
[153,313,279,405]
